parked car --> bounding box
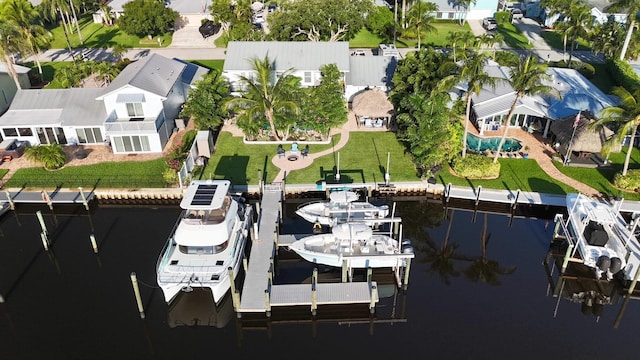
[482,17,497,31]
[199,20,221,38]
[511,9,524,20]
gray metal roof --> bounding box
[0,89,106,126]
[101,53,186,99]
[223,41,351,72]
[0,62,31,74]
[172,58,210,86]
[346,56,397,87]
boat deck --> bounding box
[239,184,378,314]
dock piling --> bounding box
[311,268,318,315]
[5,191,14,210]
[129,272,145,319]
[89,234,98,253]
[78,187,89,210]
[369,285,377,314]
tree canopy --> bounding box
[118,0,179,37]
[266,0,374,41]
[181,70,232,131]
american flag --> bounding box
[573,111,581,129]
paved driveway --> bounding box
[169,17,219,48]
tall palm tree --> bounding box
[224,55,301,141]
[68,0,84,44]
[493,55,558,163]
[562,2,593,66]
[404,0,437,50]
[605,0,640,60]
[591,87,640,176]
[40,0,74,55]
[0,21,24,89]
[441,51,500,158]
[2,0,51,76]
[446,31,465,62]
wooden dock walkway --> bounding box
[0,188,95,209]
[238,183,378,315]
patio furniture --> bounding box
[291,142,299,153]
[277,144,285,158]
[301,145,309,158]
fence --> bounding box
[177,138,200,188]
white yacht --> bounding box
[561,193,640,281]
[295,190,389,227]
[288,222,414,268]
[156,180,253,305]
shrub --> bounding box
[607,59,640,93]
[163,168,179,185]
[23,143,67,170]
[613,170,640,192]
[451,154,500,179]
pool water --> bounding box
[467,133,523,152]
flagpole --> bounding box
[563,111,581,166]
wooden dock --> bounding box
[0,188,95,210]
[238,183,379,316]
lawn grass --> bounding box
[45,15,172,49]
[283,132,419,185]
[555,147,640,201]
[5,159,168,189]
[188,60,225,72]
[349,21,473,49]
[498,22,533,49]
[37,61,76,88]
[202,131,343,185]
[436,158,578,195]
[539,30,591,51]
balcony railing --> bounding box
[103,111,164,134]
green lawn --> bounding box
[498,22,533,49]
[45,15,172,49]
[202,132,343,185]
[349,21,473,49]
[283,132,419,185]
[30,61,76,88]
[5,159,168,189]
[589,63,616,94]
[540,30,591,51]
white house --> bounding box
[223,41,350,93]
[0,54,208,154]
[467,64,616,138]
[540,0,627,27]
[103,0,211,25]
[0,62,31,115]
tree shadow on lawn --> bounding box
[317,166,364,185]
[85,28,119,48]
[212,155,249,184]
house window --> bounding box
[76,128,104,144]
[304,72,312,83]
[112,135,151,153]
[2,128,17,137]
[126,103,143,117]
[18,128,33,136]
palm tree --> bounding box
[2,0,51,76]
[24,143,67,170]
[440,51,500,158]
[40,0,74,55]
[404,0,437,50]
[0,21,24,89]
[224,55,301,141]
[562,2,593,66]
[493,55,558,163]
[453,0,477,25]
[605,0,640,60]
[591,87,640,176]
[446,31,466,62]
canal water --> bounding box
[1,197,639,360]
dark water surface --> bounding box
[1,198,639,360]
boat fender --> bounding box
[596,256,611,272]
[313,222,322,234]
[610,257,622,274]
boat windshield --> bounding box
[179,241,228,255]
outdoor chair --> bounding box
[291,142,299,153]
[277,144,285,158]
[301,145,309,158]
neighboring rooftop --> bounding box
[346,56,397,87]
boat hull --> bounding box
[288,225,413,268]
[157,191,253,305]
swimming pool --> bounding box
[467,133,523,152]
